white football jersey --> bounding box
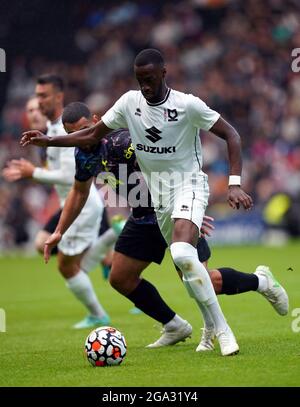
[46,118,75,206]
[102,89,220,206]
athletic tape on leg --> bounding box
[171,242,213,304]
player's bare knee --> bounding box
[58,255,78,279]
[109,270,126,292]
[172,219,198,245]
[58,264,78,279]
[109,272,120,291]
[109,268,137,295]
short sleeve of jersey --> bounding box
[186,94,220,131]
[74,148,93,182]
[101,92,129,130]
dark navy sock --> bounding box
[126,279,175,324]
[218,267,259,295]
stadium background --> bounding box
[0,0,300,251]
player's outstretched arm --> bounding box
[210,117,253,210]
[20,120,112,149]
[44,178,93,263]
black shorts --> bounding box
[43,210,62,233]
[115,216,211,265]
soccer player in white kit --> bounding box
[7,75,111,329]
[21,51,254,355]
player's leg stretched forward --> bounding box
[57,250,110,329]
[181,262,289,352]
[209,266,288,316]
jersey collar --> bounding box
[146,88,171,106]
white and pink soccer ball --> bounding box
[85,326,127,367]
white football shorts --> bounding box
[58,192,104,257]
[155,175,209,246]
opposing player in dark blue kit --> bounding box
[25,101,289,351]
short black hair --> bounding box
[134,48,164,67]
[36,74,64,91]
[62,102,92,124]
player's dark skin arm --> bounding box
[20,120,112,148]
[210,117,253,210]
[43,178,93,263]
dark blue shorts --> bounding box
[115,215,211,264]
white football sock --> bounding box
[80,228,117,273]
[255,273,268,293]
[206,302,228,333]
[66,270,107,318]
[170,242,228,333]
[195,300,215,330]
[164,314,186,331]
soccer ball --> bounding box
[85,326,127,367]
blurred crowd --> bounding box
[1,0,300,249]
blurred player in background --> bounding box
[3,75,117,329]
[5,95,47,171]
[37,101,288,351]
[3,95,55,248]
[25,95,47,134]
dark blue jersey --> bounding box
[75,129,155,220]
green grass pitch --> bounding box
[0,242,299,387]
